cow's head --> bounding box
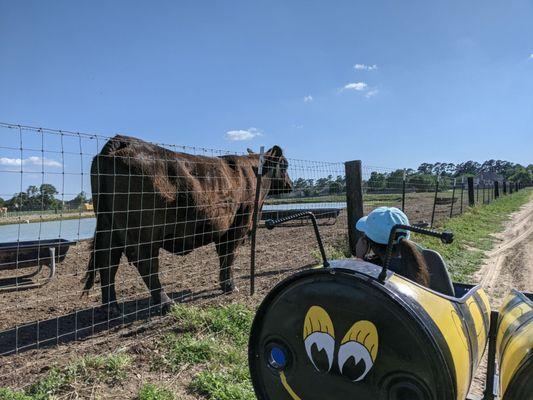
[263,146,292,195]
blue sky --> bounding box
[1,0,532,198]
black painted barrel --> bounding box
[249,259,490,400]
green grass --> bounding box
[190,365,255,400]
[414,189,531,282]
[150,304,255,400]
[138,384,176,400]
[0,352,131,400]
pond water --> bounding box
[0,202,346,242]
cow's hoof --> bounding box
[160,299,175,315]
[220,280,235,293]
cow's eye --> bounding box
[304,332,335,372]
[337,341,373,382]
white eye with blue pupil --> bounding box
[304,332,335,372]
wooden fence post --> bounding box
[345,160,364,256]
[509,182,513,194]
[503,180,507,195]
[468,177,475,206]
[494,181,499,199]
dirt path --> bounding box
[469,193,533,397]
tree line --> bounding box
[0,184,90,212]
[292,159,532,195]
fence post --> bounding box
[468,177,475,206]
[345,160,364,256]
[494,181,499,199]
[503,180,507,195]
[482,183,486,204]
[249,146,265,295]
[515,181,519,192]
[509,182,513,194]
[401,169,406,212]
[460,177,464,213]
[449,178,456,218]
[431,177,439,227]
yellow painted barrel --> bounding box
[248,259,490,400]
[496,290,533,400]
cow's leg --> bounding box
[215,234,239,293]
[93,232,123,316]
[128,245,173,313]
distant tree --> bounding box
[509,166,532,184]
[454,161,481,177]
[417,163,434,175]
[0,197,4,207]
[367,172,387,191]
[37,184,59,210]
[407,173,436,191]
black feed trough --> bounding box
[261,208,342,224]
[0,239,76,292]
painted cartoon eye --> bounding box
[338,341,373,381]
[338,320,378,382]
[303,306,335,372]
[304,331,335,372]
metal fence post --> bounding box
[494,181,499,199]
[345,160,364,256]
[431,177,439,227]
[401,169,406,212]
[468,177,475,207]
[250,146,265,295]
[449,178,456,218]
[460,177,464,213]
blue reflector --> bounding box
[269,346,287,369]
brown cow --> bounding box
[83,135,292,314]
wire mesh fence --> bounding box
[361,165,507,227]
[0,122,524,388]
[0,122,348,365]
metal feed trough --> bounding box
[0,239,76,292]
[260,207,342,225]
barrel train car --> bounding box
[248,213,532,400]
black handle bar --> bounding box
[265,211,329,268]
[379,224,453,283]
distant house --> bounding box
[475,171,504,184]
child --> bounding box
[355,207,430,287]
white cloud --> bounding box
[365,89,379,98]
[342,82,368,92]
[303,95,313,103]
[0,156,62,168]
[529,53,533,59]
[354,64,378,70]
[225,127,262,141]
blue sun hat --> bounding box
[356,206,410,245]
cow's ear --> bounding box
[266,145,283,159]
